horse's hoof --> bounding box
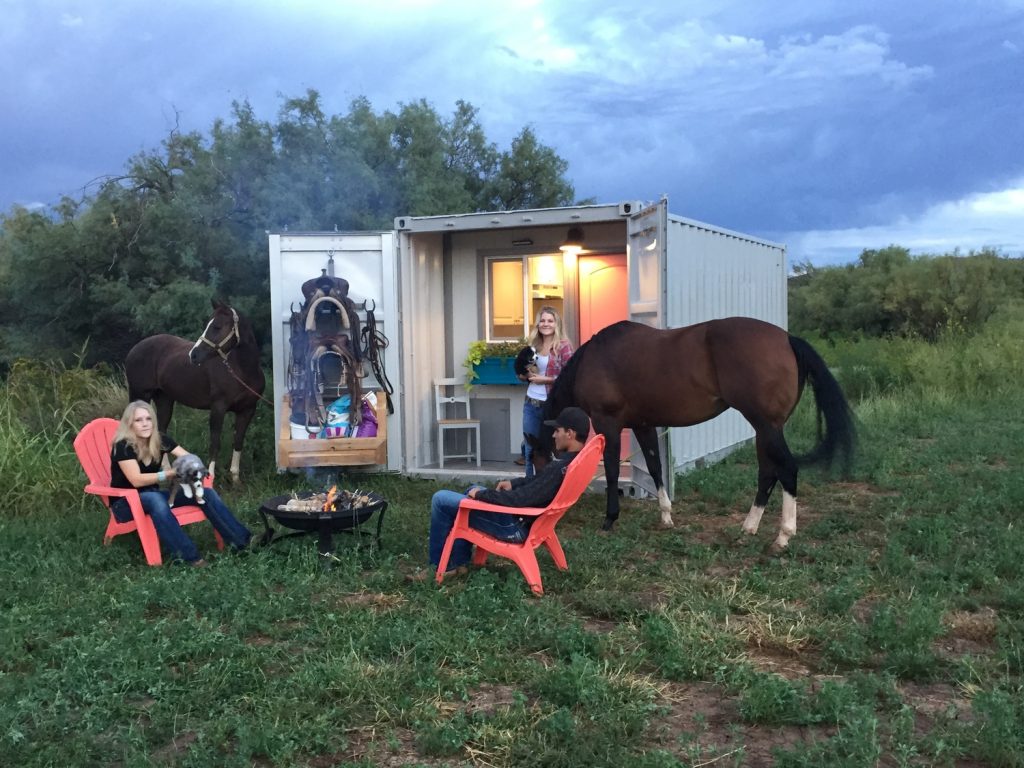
[656,520,674,530]
[601,519,616,532]
[766,541,789,556]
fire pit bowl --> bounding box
[258,489,387,561]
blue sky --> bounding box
[2,0,1022,265]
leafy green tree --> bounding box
[0,91,579,370]
[486,126,578,210]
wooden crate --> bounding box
[279,393,387,468]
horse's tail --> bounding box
[789,335,856,473]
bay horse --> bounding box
[125,300,266,483]
[533,318,855,551]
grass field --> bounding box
[2,366,1023,766]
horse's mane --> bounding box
[544,342,585,419]
[547,322,634,410]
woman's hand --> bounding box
[495,480,513,491]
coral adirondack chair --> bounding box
[74,418,222,566]
[436,434,606,595]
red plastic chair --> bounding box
[74,418,223,566]
[436,434,606,595]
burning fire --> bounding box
[323,485,338,512]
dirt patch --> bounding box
[899,681,974,735]
[830,481,901,498]
[582,617,619,634]
[326,726,460,768]
[744,645,818,680]
[463,683,521,716]
[848,597,879,624]
[647,681,835,766]
[934,607,999,660]
[332,591,408,611]
[944,607,998,641]
[684,512,746,546]
[150,730,198,764]
[244,633,274,647]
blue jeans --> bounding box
[429,489,529,570]
[522,399,545,478]
[111,488,252,563]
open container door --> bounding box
[625,200,673,500]
[268,232,401,472]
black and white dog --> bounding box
[513,345,539,379]
[168,453,209,506]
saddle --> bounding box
[289,270,365,432]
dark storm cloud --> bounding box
[2,0,1022,264]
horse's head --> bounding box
[189,300,241,365]
[525,425,556,474]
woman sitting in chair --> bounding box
[409,407,591,581]
[110,400,252,566]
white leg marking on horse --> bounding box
[658,487,673,527]
[773,492,798,549]
[743,505,765,535]
[230,450,241,479]
[208,460,217,480]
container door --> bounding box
[627,200,667,328]
[625,201,672,500]
[268,232,401,471]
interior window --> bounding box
[488,259,525,339]
[486,255,565,340]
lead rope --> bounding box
[361,301,395,414]
[221,356,274,407]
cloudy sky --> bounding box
[2,0,1022,265]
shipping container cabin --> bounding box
[268,199,786,499]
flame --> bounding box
[323,485,338,512]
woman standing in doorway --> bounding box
[521,306,574,477]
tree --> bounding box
[0,91,579,369]
[486,127,576,210]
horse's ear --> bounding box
[211,298,221,310]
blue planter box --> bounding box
[472,357,522,385]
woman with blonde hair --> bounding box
[520,306,574,477]
[109,400,252,566]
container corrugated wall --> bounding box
[664,216,787,472]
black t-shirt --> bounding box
[110,435,178,492]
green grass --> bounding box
[2,364,1024,766]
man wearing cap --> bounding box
[412,406,591,580]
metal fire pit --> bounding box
[258,490,387,561]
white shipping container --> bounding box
[267,200,786,500]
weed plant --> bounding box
[2,348,1024,766]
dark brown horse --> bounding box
[125,300,266,482]
[533,318,855,550]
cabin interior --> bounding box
[397,214,636,485]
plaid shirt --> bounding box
[544,339,575,394]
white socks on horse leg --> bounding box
[658,487,674,526]
[743,504,765,535]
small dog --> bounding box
[168,453,208,506]
[513,345,539,379]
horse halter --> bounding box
[195,308,240,360]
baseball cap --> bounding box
[543,406,590,438]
